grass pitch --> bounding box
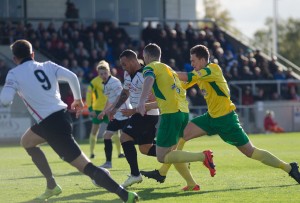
[0,133,299,203]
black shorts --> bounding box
[106,118,129,132]
[122,114,159,145]
[31,109,81,163]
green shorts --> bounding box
[191,111,249,146]
[156,111,189,147]
[92,110,109,124]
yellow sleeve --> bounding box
[180,80,197,90]
[86,83,94,111]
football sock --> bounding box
[176,138,186,150]
[164,151,205,163]
[122,141,140,176]
[147,144,156,157]
[104,139,113,162]
[25,147,57,189]
[158,163,172,176]
[89,133,97,155]
[83,163,128,201]
[173,163,197,187]
[111,131,122,155]
[157,138,186,176]
[251,148,291,173]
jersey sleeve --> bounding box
[53,63,82,100]
[189,67,214,82]
[0,71,18,106]
[143,66,155,78]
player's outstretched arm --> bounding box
[0,72,17,107]
[176,71,188,81]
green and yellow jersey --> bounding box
[187,63,236,118]
[143,61,189,114]
[86,76,107,111]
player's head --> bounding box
[143,43,161,65]
[190,45,210,70]
[10,39,34,64]
[119,49,139,74]
[97,60,110,81]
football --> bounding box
[92,167,111,187]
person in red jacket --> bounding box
[264,110,284,133]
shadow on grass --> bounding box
[2,171,82,181]
[136,183,298,201]
[15,183,298,203]
[18,191,120,203]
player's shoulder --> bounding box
[109,76,121,85]
[207,63,221,70]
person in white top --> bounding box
[107,49,162,187]
[0,40,138,203]
[97,60,132,169]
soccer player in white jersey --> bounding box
[97,60,132,169]
[107,50,160,187]
[0,40,138,203]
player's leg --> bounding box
[156,112,200,189]
[100,130,115,168]
[89,123,100,159]
[66,144,139,202]
[111,130,125,158]
[120,131,143,187]
[21,127,61,200]
[159,113,215,177]
[237,141,300,183]
[219,111,300,184]
[47,110,139,202]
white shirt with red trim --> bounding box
[103,76,132,120]
[123,70,159,116]
[0,60,82,123]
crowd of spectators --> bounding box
[0,19,299,105]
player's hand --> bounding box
[136,102,146,116]
[148,92,156,102]
[71,99,84,118]
[97,111,106,120]
[121,108,136,117]
[107,108,117,121]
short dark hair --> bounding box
[10,39,32,59]
[143,43,161,59]
[119,49,137,59]
[190,45,210,61]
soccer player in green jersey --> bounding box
[156,44,300,185]
[137,43,215,191]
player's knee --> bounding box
[120,132,132,143]
[20,136,30,148]
[139,145,149,155]
[103,132,112,139]
[156,155,165,163]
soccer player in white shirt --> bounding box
[97,61,132,169]
[0,40,138,202]
[107,50,161,187]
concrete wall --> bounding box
[254,101,300,132]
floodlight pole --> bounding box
[272,0,278,56]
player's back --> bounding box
[143,61,189,114]
[8,60,67,121]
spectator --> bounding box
[253,67,264,80]
[264,110,284,133]
[242,86,254,105]
[65,0,79,19]
[286,86,300,101]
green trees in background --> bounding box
[254,17,300,66]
